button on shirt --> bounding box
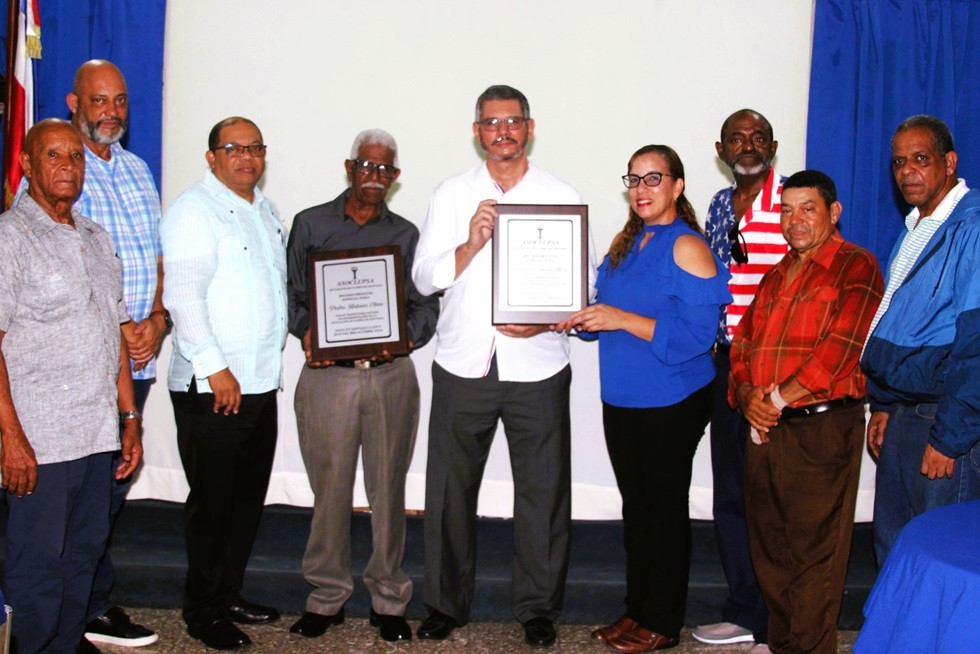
[413,162,594,382]
[0,196,128,463]
[16,142,163,380]
[161,170,288,394]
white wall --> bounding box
[130,0,877,520]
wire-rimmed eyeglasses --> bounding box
[477,116,529,132]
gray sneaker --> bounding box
[692,621,755,644]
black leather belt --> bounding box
[334,358,395,370]
[781,396,863,418]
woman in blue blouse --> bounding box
[570,145,732,652]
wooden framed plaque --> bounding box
[308,245,409,362]
[491,204,589,325]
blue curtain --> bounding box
[2,0,166,189]
[807,0,980,269]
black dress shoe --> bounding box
[523,617,557,647]
[370,608,412,641]
[416,610,459,640]
[289,609,345,638]
[225,599,280,624]
[187,619,252,650]
[77,638,101,654]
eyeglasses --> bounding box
[728,223,749,265]
[477,116,529,132]
[621,172,674,188]
[212,143,268,158]
[351,159,399,180]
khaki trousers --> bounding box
[294,356,420,615]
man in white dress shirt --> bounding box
[161,117,287,651]
[412,85,592,648]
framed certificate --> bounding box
[308,246,409,362]
[492,204,589,324]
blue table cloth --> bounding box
[855,500,980,654]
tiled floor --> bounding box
[92,608,857,653]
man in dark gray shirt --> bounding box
[285,129,438,641]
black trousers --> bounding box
[171,381,278,628]
[603,382,712,638]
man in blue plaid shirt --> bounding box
[62,59,164,650]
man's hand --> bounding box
[466,199,497,251]
[866,411,889,459]
[496,324,549,338]
[735,382,781,433]
[116,418,143,479]
[207,368,241,415]
[455,200,497,279]
[302,329,334,368]
[1,426,37,497]
[124,314,166,371]
[921,442,955,480]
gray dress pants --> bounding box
[294,356,420,616]
[422,359,572,625]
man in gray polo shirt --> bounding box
[0,119,143,653]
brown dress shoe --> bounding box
[591,615,638,642]
[607,626,679,652]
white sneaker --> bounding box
[747,644,771,653]
[691,621,755,644]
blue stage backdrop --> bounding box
[807,0,980,270]
[1,0,166,190]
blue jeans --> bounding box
[872,402,980,566]
[86,378,153,621]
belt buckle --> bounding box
[354,360,372,371]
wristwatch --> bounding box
[120,410,142,421]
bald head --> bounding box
[21,119,85,218]
[68,59,129,150]
[720,109,773,142]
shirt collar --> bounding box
[778,230,845,273]
[339,187,392,224]
[905,178,969,230]
[201,168,269,209]
[17,193,86,236]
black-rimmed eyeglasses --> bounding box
[212,143,267,158]
[351,159,399,180]
[728,224,749,265]
[621,172,674,188]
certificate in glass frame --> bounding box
[308,245,409,362]
[491,204,589,325]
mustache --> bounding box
[494,136,518,144]
[361,181,386,189]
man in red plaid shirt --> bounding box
[729,170,883,654]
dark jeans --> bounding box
[872,402,980,566]
[709,351,767,641]
[87,378,153,622]
[171,381,278,628]
[602,382,712,639]
[5,453,112,654]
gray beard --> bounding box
[79,118,126,146]
[733,160,767,176]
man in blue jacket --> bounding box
[862,115,980,566]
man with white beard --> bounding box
[694,109,789,653]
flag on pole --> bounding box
[3,0,41,210]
